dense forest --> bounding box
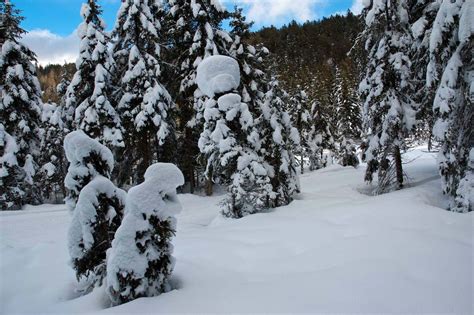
[38,12,364,123]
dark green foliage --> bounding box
[72,193,124,284]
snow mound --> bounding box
[196,55,240,97]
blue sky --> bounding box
[17,0,363,64]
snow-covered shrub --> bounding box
[63,130,114,212]
[337,138,359,168]
[68,176,126,293]
[106,163,184,305]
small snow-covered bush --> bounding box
[63,130,114,212]
[337,138,359,168]
[68,176,126,293]
[107,163,184,305]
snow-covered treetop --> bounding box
[115,0,160,40]
[364,0,409,27]
[63,130,114,173]
[196,55,241,97]
[127,163,184,219]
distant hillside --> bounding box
[250,12,365,103]
[37,63,75,103]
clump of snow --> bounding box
[196,55,240,97]
[63,130,114,212]
[106,163,184,305]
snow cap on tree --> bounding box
[63,130,114,211]
[196,55,241,97]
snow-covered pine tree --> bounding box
[197,55,274,217]
[229,8,300,208]
[228,6,268,108]
[166,0,231,193]
[408,0,440,150]
[38,103,67,203]
[0,0,42,208]
[261,77,300,206]
[335,67,361,167]
[66,0,123,148]
[288,88,311,173]
[112,0,175,185]
[429,0,473,212]
[359,0,417,194]
[307,100,334,170]
[63,130,114,212]
[57,69,74,132]
[107,163,184,305]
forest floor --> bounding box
[1,146,472,314]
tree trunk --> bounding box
[205,178,213,196]
[300,155,304,174]
[394,145,403,189]
[205,166,213,196]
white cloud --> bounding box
[225,0,324,26]
[21,29,79,66]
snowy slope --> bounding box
[1,147,472,314]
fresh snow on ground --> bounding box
[0,147,472,314]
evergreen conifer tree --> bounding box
[38,103,67,202]
[56,69,74,132]
[0,0,42,208]
[66,0,123,148]
[429,0,473,212]
[288,88,311,173]
[334,67,361,167]
[229,9,300,208]
[197,56,274,217]
[166,0,231,193]
[408,0,440,150]
[261,78,300,206]
[307,100,334,170]
[112,0,175,185]
[359,0,417,194]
